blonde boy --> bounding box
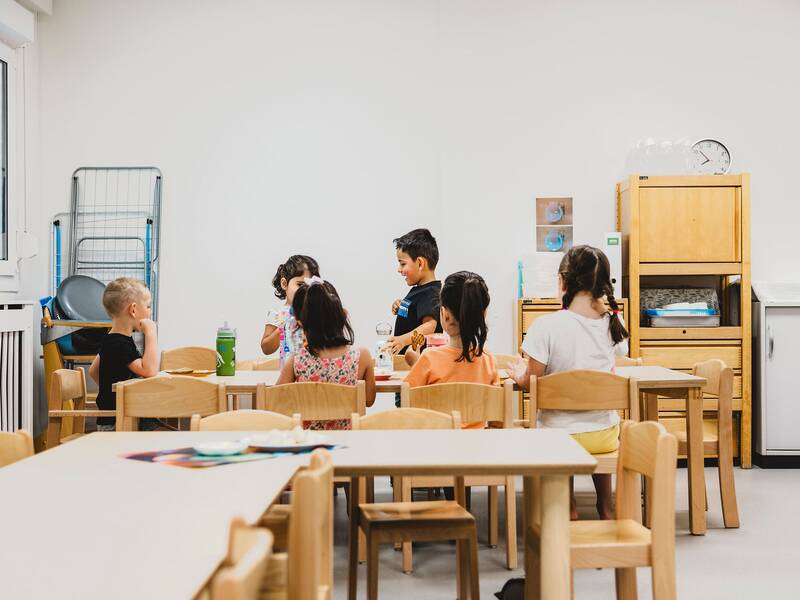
[89,278,159,431]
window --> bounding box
[0,56,6,263]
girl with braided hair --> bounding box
[508,245,629,519]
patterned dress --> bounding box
[293,346,361,430]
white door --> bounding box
[765,307,800,451]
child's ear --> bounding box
[416,256,426,271]
[281,277,289,291]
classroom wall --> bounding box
[29,0,800,358]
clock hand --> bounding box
[698,149,710,161]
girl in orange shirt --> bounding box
[405,271,499,426]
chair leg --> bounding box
[615,567,638,600]
[392,478,402,551]
[488,485,499,548]
[505,476,518,569]
[359,478,367,563]
[401,477,413,573]
[718,450,740,528]
[468,529,481,600]
[367,535,380,600]
[524,534,540,600]
[651,557,676,600]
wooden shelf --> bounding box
[618,174,745,192]
[638,263,742,276]
[638,327,743,340]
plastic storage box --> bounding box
[645,308,720,327]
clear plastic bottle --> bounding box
[375,321,393,372]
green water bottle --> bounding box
[216,322,236,376]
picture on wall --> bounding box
[535,197,573,253]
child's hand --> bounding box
[505,356,527,384]
[138,318,157,336]
[391,299,402,315]
[385,335,406,355]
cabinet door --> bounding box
[765,307,800,451]
[639,187,740,262]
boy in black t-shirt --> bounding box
[88,278,160,431]
[386,228,443,357]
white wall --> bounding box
[32,0,800,358]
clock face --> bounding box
[690,139,731,175]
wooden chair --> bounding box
[0,429,34,467]
[660,359,740,528]
[615,355,643,367]
[351,408,462,574]
[256,381,366,424]
[352,409,477,599]
[207,516,273,600]
[190,410,300,432]
[254,357,281,371]
[526,420,678,600]
[400,379,518,570]
[530,370,639,475]
[261,449,334,600]
[46,368,115,448]
[160,346,217,371]
[115,376,226,431]
[393,354,411,371]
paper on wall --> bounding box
[522,252,563,299]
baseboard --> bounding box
[753,453,800,469]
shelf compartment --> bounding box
[638,263,742,276]
[638,327,742,340]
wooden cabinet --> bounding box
[617,174,752,467]
[515,298,628,421]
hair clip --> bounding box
[612,309,619,314]
[304,275,325,286]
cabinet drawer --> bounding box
[639,187,740,262]
[639,344,741,370]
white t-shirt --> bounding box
[521,310,629,434]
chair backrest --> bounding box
[116,377,227,431]
[190,410,301,432]
[160,346,217,371]
[256,381,366,421]
[253,357,280,371]
[400,380,514,427]
[287,449,334,599]
[530,370,639,423]
[0,430,34,468]
[615,421,677,553]
[351,408,461,431]
[209,516,273,600]
[393,354,411,371]
[492,353,521,370]
[47,368,89,447]
[614,355,643,367]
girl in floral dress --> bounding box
[275,276,376,429]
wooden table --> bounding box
[0,432,308,600]
[321,428,597,600]
[616,365,708,535]
[0,429,595,600]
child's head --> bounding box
[393,228,438,286]
[272,255,320,304]
[558,245,628,343]
[291,277,354,355]
[102,278,151,323]
[439,271,490,362]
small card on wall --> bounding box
[535,197,574,254]
[522,252,563,299]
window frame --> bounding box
[0,39,16,277]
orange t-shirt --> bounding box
[405,346,499,429]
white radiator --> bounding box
[0,302,34,432]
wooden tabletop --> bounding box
[0,432,307,600]
[0,429,595,599]
[616,365,706,389]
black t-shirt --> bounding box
[96,333,141,426]
[394,280,443,353]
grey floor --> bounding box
[331,466,800,599]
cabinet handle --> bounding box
[768,324,774,360]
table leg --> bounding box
[348,476,361,600]
[687,387,707,535]
[538,475,571,599]
[523,475,542,600]
[642,392,658,527]
[455,475,469,599]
